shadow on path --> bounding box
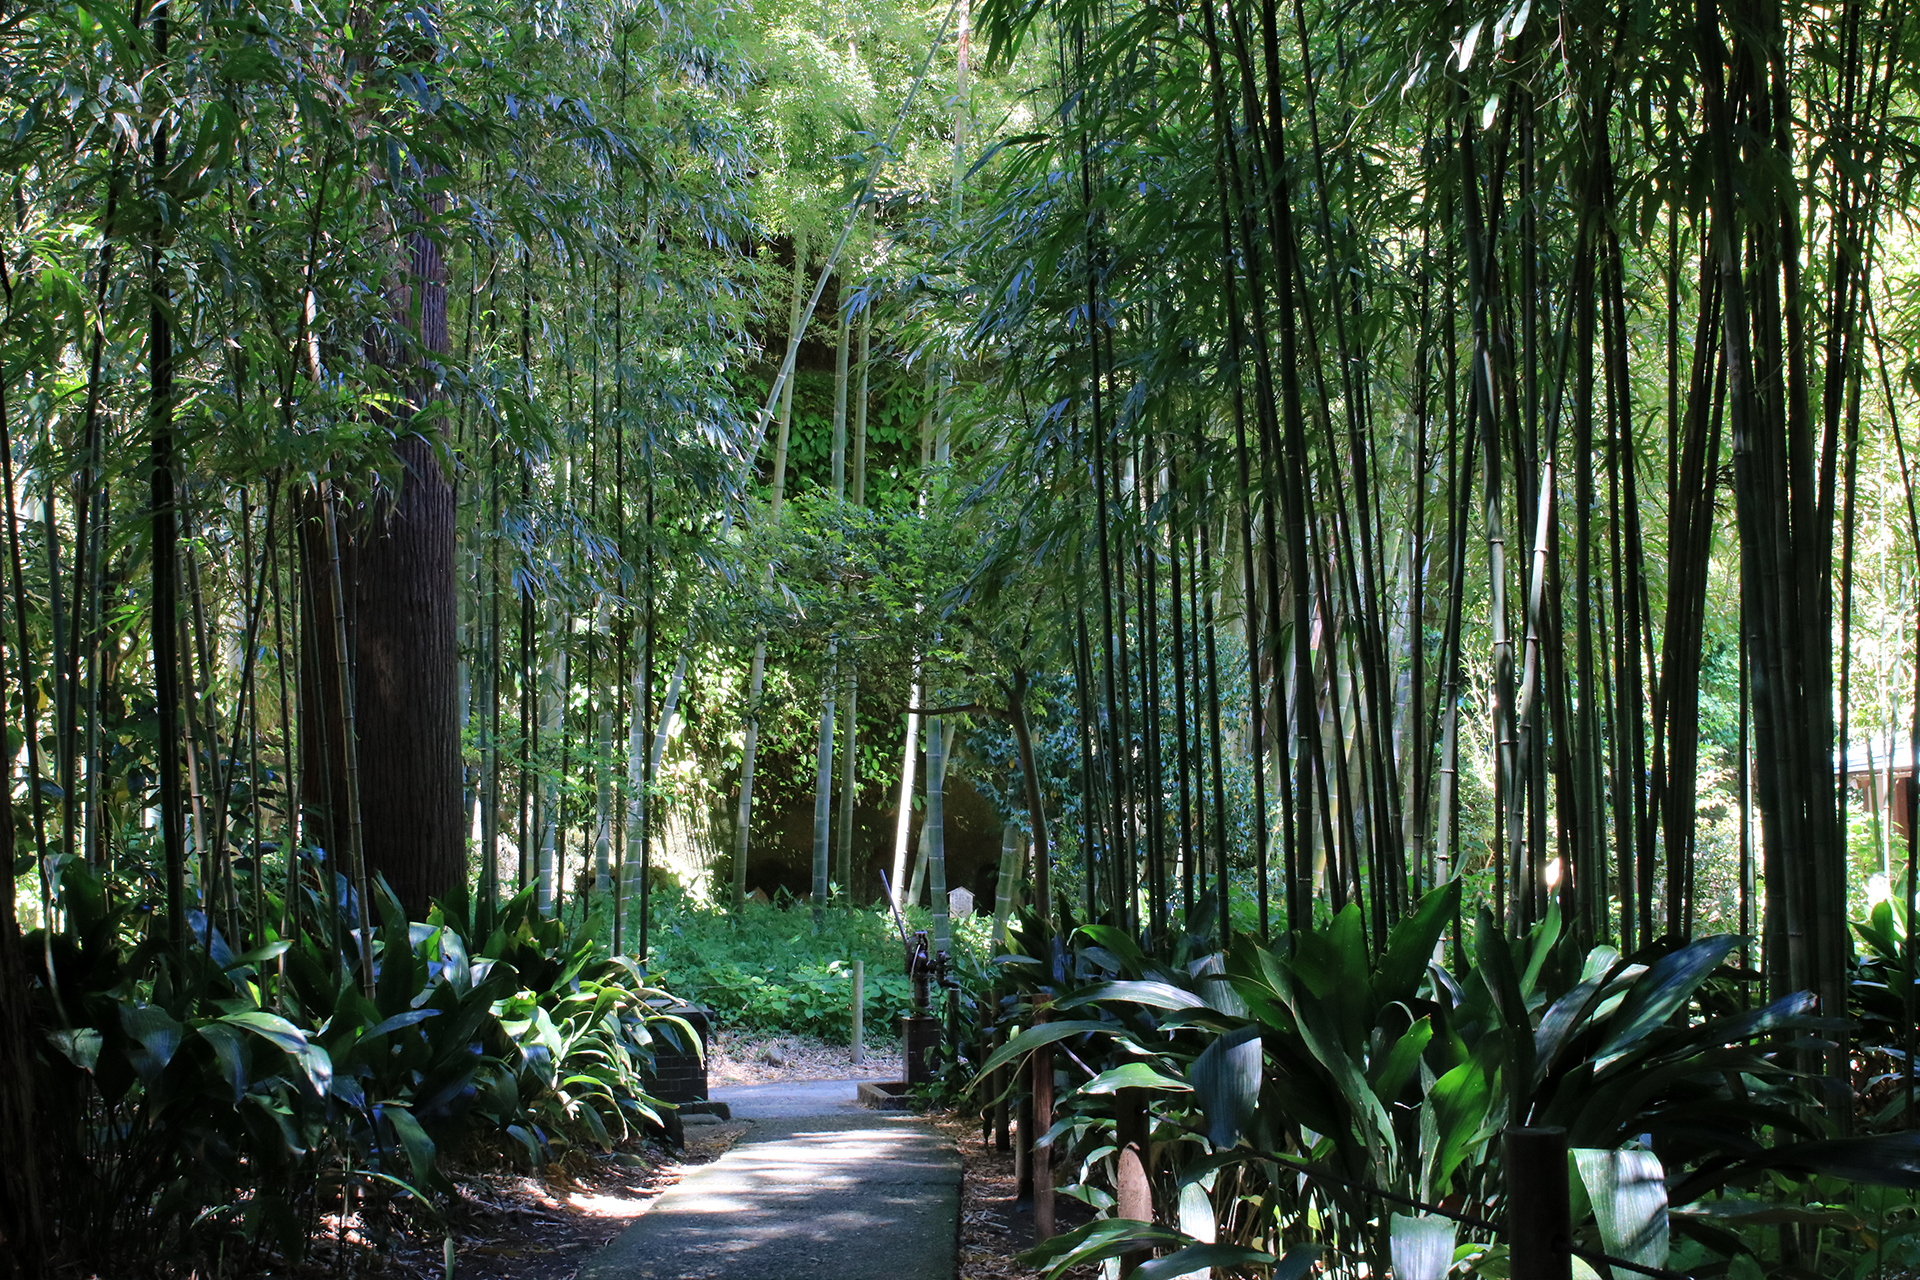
[578,1080,960,1280]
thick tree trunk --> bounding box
[302,219,460,921]
[355,435,462,917]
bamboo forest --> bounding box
[7,0,1920,1273]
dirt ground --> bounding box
[288,1116,748,1280]
[929,1110,1099,1280]
[706,1026,905,1086]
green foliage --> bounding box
[29,864,686,1271]
[1851,897,1920,1132]
[979,883,1920,1279]
[644,891,994,1042]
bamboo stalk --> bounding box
[320,487,374,996]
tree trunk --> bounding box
[302,221,460,920]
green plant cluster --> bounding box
[29,863,695,1273]
[1851,899,1920,1132]
[643,891,996,1043]
[975,885,1920,1279]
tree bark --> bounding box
[302,212,460,920]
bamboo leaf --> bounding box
[1456,19,1486,69]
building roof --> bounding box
[1842,737,1916,777]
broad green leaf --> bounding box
[223,1011,332,1095]
[1575,1148,1668,1269]
[232,939,292,968]
[1519,899,1562,998]
[1371,1016,1434,1105]
[381,1103,438,1185]
[1580,946,1623,985]
[1055,981,1205,1013]
[971,1019,1131,1083]
[122,1003,185,1082]
[1177,1180,1215,1243]
[362,1009,442,1043]
[1757,1130,1920,1188]
[1076,924,1150,974]
[1134,1243,1314,1280]
[1390,1214,1456,1280]
[1292,904,1369,1003]
[1378,880,1460,1005]
[221,1010,308,1056]
[1673,1200,1864,1229]
[49,1028,102,1073]
[1595,936,1737,1068]
[1293,993,1395,1172]
[1191,1025,1261,1150]
[1080,1062,1192,1094]
[1193,952,1248,1017]
[1020,1217,1185,1274]
[200,1022,251,1103]
[1534,975,1609,1080]
[1426,1036,1503,1194]
[1473,906,1536,1107]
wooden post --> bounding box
[1014,1086,1033,1200]
[993,1023,1011,1151]
[1115,1087,1153,1276]
[1033,993,1055,1240]
[983,980,1010,1150]
[1505,1126,1570,1280]
[851,959,864,1066]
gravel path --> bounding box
[706,1029,905,1086]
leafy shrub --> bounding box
[642,890,996,1043]
[28,861,690,1273]
[1851,897,1919,1130]
[981,884,1920,1279]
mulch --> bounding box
[928,1109,1099,1280]
[280,1120,750,1280]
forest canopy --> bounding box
[4,0,1920,1270]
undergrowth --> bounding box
[639,887,999,1044]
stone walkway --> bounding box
[577,1079,960,1280]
